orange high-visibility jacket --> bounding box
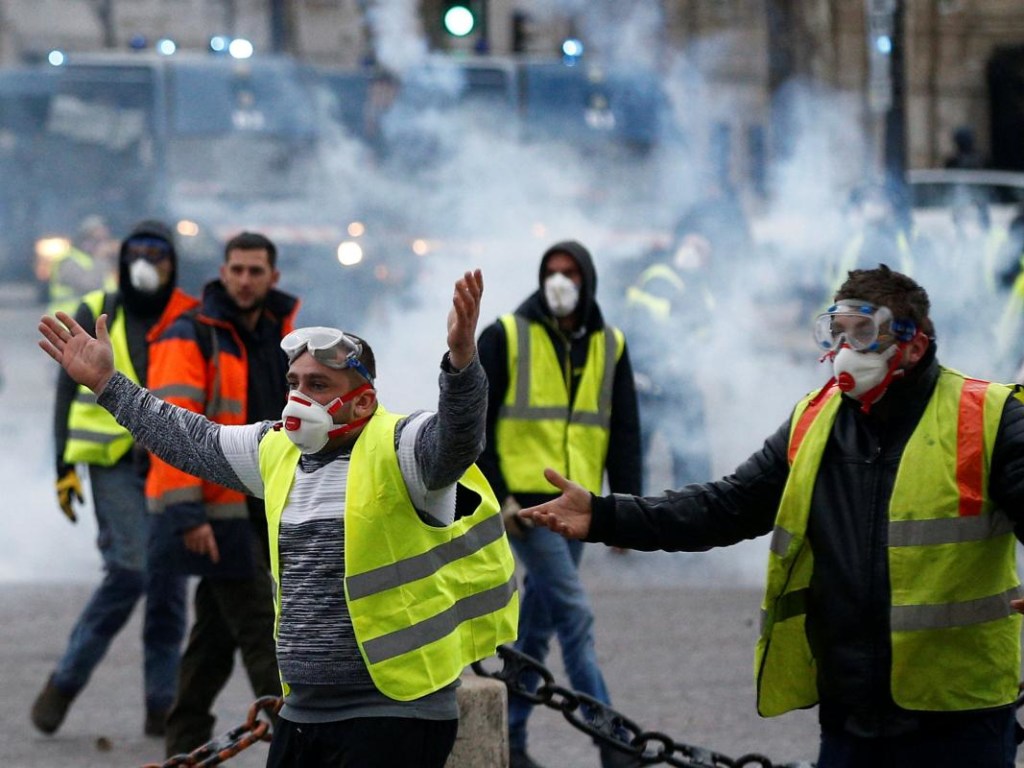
[145,291,300,524]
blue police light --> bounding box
[47,50,66,67]
[129,34,148,51]
[228,38,254,59]
[562,38,584,58]
[209,35,229,54]
[875,35,892,55]
[561,38,584,66]
[443,5,475,37]
[156,38,177,56]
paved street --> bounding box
[1,572,822,768]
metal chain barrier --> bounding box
[139,695,282,768]
[473,645,814,768]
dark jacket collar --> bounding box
[199,279,300,328]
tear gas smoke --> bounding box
[1,0,1013,588]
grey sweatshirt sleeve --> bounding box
[409,352,488,491]
[97,372,255,494]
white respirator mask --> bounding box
[128,259,162,293]
[832,345,900,401]
[544,272,580,318]
[279,384,372,454]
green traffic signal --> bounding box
[443,5,475,37]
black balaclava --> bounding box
[118,219,179,317]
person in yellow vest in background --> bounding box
[38,269,518,768]
[519,264,1024,768]
[46,215,119,316]
[624,230,715,490]
[827,184,919,301]
[32,220,199,738]
[476,241,643,768]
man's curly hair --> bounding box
[834,264,934,338]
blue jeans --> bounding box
[508,526,611,752]
[51,459,187,713]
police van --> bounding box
[0,51,419,324]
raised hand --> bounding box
[517,468,594,540]
[38,311,115,394]
[447,269,484,371]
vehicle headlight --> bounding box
[176,219,200,237]
[34,237,72,280]
[337,241,364,267]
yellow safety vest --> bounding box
[625,264,687,322]
[495,314,623,495]
[48,247,95,316]
[63,291,140,466]
[755,369,1021,717]
[259,407,519,701]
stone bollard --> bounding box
[447,672,508,768]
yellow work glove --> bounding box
[56,465,84,524]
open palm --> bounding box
[38,311,116,393]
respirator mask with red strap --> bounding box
[277,327,375,454]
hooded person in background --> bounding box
[476,241,643,768]
[33,220,199,738]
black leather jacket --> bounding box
[589,345,1024,735]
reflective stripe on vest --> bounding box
[495,314,622,494]
[64,291,139,466]
[625,264,687,321]
[755,369,1021,717]
[259,407,519,701]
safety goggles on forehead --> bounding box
[280,327,374,383]
[125,237,172,263]
[813,300,916,353]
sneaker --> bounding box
[510,747,547,768]
[30,676,75,735]
[144,709,168,738]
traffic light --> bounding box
[443,3,476,37]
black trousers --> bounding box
[164,567,280,757]
[266,716,459,768]
[817,707,1019,768]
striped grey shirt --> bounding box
[98,354,488,721]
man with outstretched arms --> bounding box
[39,269,519,768]
[518,266,1024,768]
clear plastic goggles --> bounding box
[813,300,903,352]
[281,326,374,383]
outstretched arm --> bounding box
[39,310,262,497]
[447,269,483,370]
[518,468,594,539]
[39,311,115,394]
[412,269,489,492]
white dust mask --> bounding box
[279,385,371,454]
[128,259,162,293]
[832,345,899,401]
[544,273,580,318]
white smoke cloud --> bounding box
[5,0,1010,591]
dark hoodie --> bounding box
[54,220,189,471]
[476,240,643,507]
